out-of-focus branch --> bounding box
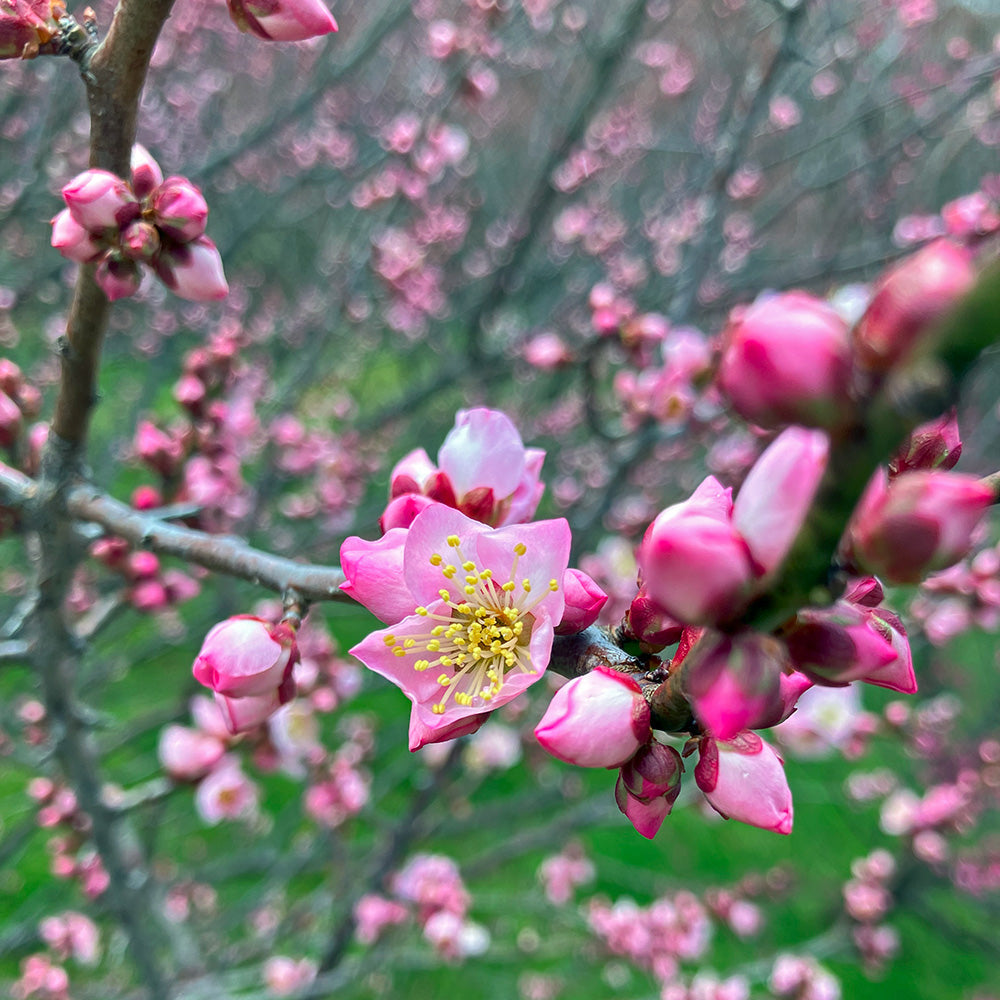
[0,461,34,507]
[68,485,350,603]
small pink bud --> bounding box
[155,237,228,301]
[555,568,608,635]
[149,176,209,243]
[625,585,684,651]
[131,578,170,612]
[853,239,976,372]
[130,144,164,199]
[174,374,207,412]
[120,220,161,262]
[618,740,683,801]
[614,778,674,839]
[158,724,225,781]
[718,291,852,429]
[379,492,436,532]
[639,490,754,626]
[193,615,297,701]
[682,631,785,741]
[534,666,651,768]
[132,485,162,510]
[226,0,337,41]
[695,732,793,834]
[50,208,103,263]
[889,410,962,477]
[0,390,22,447]
[94,255,142,301]
[847,469,993,583]
[61,169,139,233]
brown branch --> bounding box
[68,485,350,603]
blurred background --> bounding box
[1,1,1000,997]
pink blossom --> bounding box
[158,724,225,781]
[392,853,469,919]
[422,910,490,960]
[227,0,337,42]
[61,169,139,233]
[717,291,852,429]
[345,504,570,750]
[354,894,409,945]
[194,756,259,825]
[853,239,975,372]
[535,666,651,768]
[695,732,793,834]
[846,468,993,583]
[262,956,317,997]
[383,408,545,528]
[38,912,100,965]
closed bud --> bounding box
[853,239,975,372]
[625,585,684,651]
[94,255,142,301]
[130,144,164,200]
[226,0,337,41]
[149,176,209,243]
[683,631,786,741]
[61,169,140,233]
[50,208,103,263]
[695,732,793,834]
[120,220,161,262]
[618,740,683,801]
[846,469,993,583]
[889,410,962,478]
[554,568,608,635]
[155,237,229,301]
[534,666,651,769]
[718,291,852,429]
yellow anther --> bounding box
[431,625,445,636]
[522,578,532,592]
[415,606,428,616]
[442,565,457,579]
[462,561,476,572]
[502,581,516,592]
[427,640,441,652]
[383,635,396,646]
[440,656,453,666]
[447,535,461,547]
[464,585,476,595]
[414,659,430,671]
[404,638,416,648]
[458,603,472,614]
[429,553,443,566]
[393,648,406,657]
[514,542,527,556]
[432,703,446,715]
[439,589,451,600]
[437,674,451,686]
[479,569,493,579]
[549,579,559,591]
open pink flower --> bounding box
[344,504,570,750]
[382,408,546,529]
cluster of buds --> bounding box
[51,146,228,302]
[0,0,64,60]
[90,538,200,614]
[381,408,546,531]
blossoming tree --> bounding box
[2,0,1000,998]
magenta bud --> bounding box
[534,666,651,769]
[94,255,142,301]
[193,615,297,702]
[379,493,436,533]
[120,220,161,262]
[50,208,103,263]
[155,237,229,301]
[61,169,139,233]
[149,176,209,242]
[619,741,684,801]
[625,585,684,651]
[889,410,962,478]
[227,0,338,41]
[554,568,608,635]
[718,291,852,429]
[130,145,164,200]
[695,732,793,835]
[846,468,994,583]
[682,631,785,741]
[615,777,674,839]
[853,239,976,372]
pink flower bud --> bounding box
[0,390,22,447]
[194,616,297,701]
[379,492,436,532]
[135,420,184,476]
[149,176,209,243]
[94,255,142,301]
[130,145,164,199]
[625,585,684,651]
[639,488,754,626]
[50,208,103,263]
[158,724,225,781]
[853,239,976,372]
[120,220,161,262]
[889,410,962,477]
[695,732,793,834]
[618,740,683,802]
[718,291,852,429]
[615,778,674,839]
[846,469,993,583]
[155,237,229,301]
[227,0,338,42]
[61,169,139,233]
[555,568,608,635]
[682,631,785,741]
[214,689,288,733]
[534,666,651,768]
